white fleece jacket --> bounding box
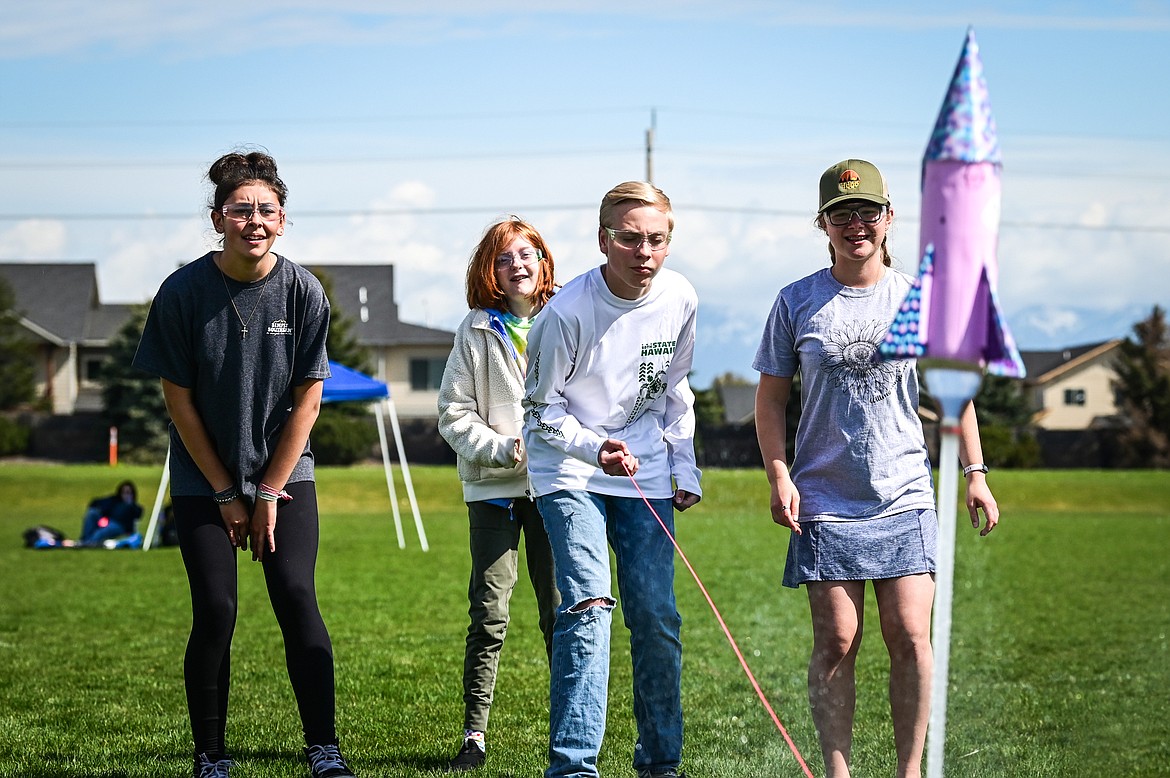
[437,308,531,502]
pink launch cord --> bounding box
[623,464,815,777]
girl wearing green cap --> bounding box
[753,159,999,778]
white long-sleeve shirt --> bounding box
[522,266,702,500]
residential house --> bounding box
[305,264,454,418]
[715,383,757,426]
[0,261,454,420]
[0,263,133,414]
[1020,340,1122,430]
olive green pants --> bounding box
[462,498,560,733]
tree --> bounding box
[0,275,37,411]
[309,269,380,465]
[695,371,759,428]
[691,378,725,430]
[1112,305,1170,468]
[971,374,1042,468]
[974,375,1034,428]
[101,303,170,464]
[311,269,373,375]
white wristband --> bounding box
[963,463,989,476]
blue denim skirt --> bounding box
[782,507,938,588]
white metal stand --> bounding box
[924,367,982,778]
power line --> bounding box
[2,104,1165,144]
[0,145,1152,182]
[0,204,596,221]
[0,203,1166,234]
[0,107,642,131]
[0,147,640,170]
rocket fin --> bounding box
[879,245,934,361]
[981,266,1026,378]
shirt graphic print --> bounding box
[625,340,675,426]
[820,319,905,404]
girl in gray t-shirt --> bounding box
[133,151,356,778]
[753,158,999,778]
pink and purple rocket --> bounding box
[880,27,1025,378]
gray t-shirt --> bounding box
[133,252,331,498]
[753,267,935,521]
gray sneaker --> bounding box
[305,742,356,778]
[193,752,233,778]
[637,770,686,778]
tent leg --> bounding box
[375,401,406,549]
[142,446,171,551]
[385,397,428,552]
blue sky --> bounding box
[2,1,1168,384]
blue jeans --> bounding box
[80,506,127,546]
[537,490,683,778]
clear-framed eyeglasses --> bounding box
[221,203,285,223]
[824,204,887,227]
[604,228,671,251]
[495,248,543,269]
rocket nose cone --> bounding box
[923,26,1002,166]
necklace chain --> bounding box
[219,258,275,340]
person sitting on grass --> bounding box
[78,480,143,547]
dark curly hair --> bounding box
[206,150,288,212]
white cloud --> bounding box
[385,181,437,210]
[0,220,68,258]
[96,219,208,302]
[5,2,1168,60]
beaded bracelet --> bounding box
[213,485,239,505]
[257,483,293,503]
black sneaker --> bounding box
[637,770,686,778]
[445,738,486,772]
[193,752,233,778]
[305,743,356,778]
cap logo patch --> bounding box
[838,169,861,194]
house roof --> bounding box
[0,261,454,350]
[84,303,140,345]
[1020,340,1121,384]
[0,262,115,344]
[716,384,758,425]
[306,264,453,347]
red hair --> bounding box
[466,217,557,311]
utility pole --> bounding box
[645,107,656,184]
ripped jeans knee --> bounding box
[566,596,615,614]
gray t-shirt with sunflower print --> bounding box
[753,267,935,522]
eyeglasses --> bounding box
[495,248,543,269]
[824,204,887,227]
[604,228,672,251]
[221,203,285,223]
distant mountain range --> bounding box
[689,301,1162,388]
[1008,303,1156,350]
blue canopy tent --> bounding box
[321,360,387,402]
[320,361,426,551]
[143,361,427,551]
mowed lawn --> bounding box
[0,464,1167,778]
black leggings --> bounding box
[174,481,335,756]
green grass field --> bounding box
[1,464,1168,777]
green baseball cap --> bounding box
[818,159,890,212]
